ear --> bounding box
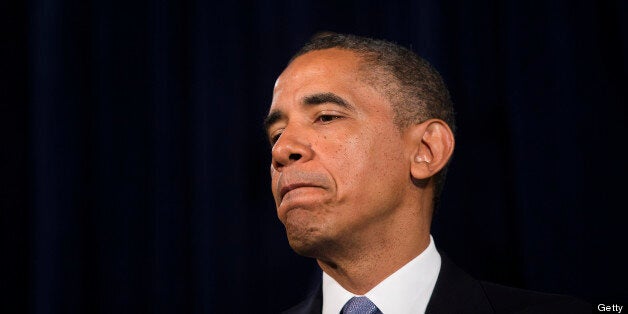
[407,119,455,180]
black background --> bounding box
[2,0,626,313]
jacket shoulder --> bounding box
[480,281,591,314]
[280,281,322,314]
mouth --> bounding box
[279,183,320,200]
[275,171,331,204]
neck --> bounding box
[317,228,431,295]
[316,185,435,295]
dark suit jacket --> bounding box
[281,254,591,314]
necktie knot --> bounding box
[341,296,382,314]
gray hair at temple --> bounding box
[289,32,456,210]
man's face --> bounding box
[266,49,413,257]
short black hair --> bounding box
[290,32,456,209]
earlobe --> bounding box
[409,119,454,180]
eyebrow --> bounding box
[303,92,354,110]
[263,111,283,133]
[264,92,355,133]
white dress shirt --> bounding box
[322,235,441,314]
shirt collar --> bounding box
[322,235,441,314]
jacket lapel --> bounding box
[425,253,494,313]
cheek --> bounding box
[327,129,405,197]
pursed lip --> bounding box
[279,183,321,200]
[275,171,330,203]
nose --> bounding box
[271,127,313,170]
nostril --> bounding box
[289,153,302,161]
[273,160,285,170]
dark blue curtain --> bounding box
[2,0,626,312]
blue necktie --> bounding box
[341,296,382,314]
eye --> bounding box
[316,114,341,123]
[270,132,282,145]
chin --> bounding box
[285,225,322,257]
[287,226,348,262]
[282,206,338,257]
[288,238,322,258]
[284,220,332,258]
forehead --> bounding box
[265,48,399,136]
[281,48,362,79]
[270,49,375,110]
